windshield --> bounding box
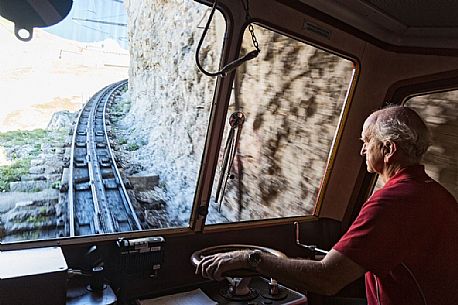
[0,0,224,243]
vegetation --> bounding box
[0,128,66,192]
[0,129,47,160]
[127,143,140,151]
[24,215,47,223]
[110,95,131,122]
[0,158,31,192]
[51,180,61,190]
[0,129,47,146]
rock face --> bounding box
[47,110,76,130]
[122,0,224,225]
[9,180,52,192]
[0,126,70,241]
[0,190,62,242]
[1,193,61,237]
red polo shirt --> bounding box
[334,165,458,305]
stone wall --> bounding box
[123,0,224,225]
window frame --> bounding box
[192,17,360,232]
[0,1,231,249]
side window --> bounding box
[373,91,457,199]
[406,92,457,198]
[206,24,355,224]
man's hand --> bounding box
[195,250,250,281]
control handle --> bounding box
[294,222,329,260]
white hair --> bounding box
[367,106,431,163]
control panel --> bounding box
[201,276,307,305]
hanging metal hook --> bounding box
[195,0,260,77]
[215,112,245,211]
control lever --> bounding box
[268,278,279,295]
[294,222,329,260]
[225,277,251,296]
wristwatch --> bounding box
[248,250,262,270]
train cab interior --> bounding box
[0,0,457,305]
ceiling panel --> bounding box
[296,0,458,49]
[365,0,458,28]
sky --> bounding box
[44,0,128,48]
[0,0,129,132]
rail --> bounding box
[67,80,142,237]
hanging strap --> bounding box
[195,0,260,77]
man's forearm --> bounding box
[255,249,365,295]
[255,252,334,295]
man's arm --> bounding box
[196,249,365,296]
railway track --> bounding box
[66,80,142,237]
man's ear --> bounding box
[383,140,397,162]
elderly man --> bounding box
[196,106,458,305]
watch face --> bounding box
[249,250,262,268]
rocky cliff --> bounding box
[122,0,224,225]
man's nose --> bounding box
[360,144,366,156]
